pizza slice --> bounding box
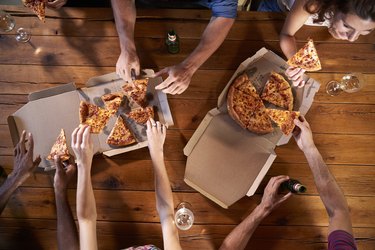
[106,116,136,146]
[125,106,154,125]
[79,101,112,134]
[22,0,46,22]
[247,108,274,135]
[101,92,124,114]
[261,72,294,111]
[265,109,300,135]
[122,78,149,107]
[47,129,70,161]
[287,39,321,71]
[231,73,258,95]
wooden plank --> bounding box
[1,188,375,228]
[0,37,374,72]
[1,151,375,196]
[1,124,375,165]
[1,66,375,104]
[0,217,373,250]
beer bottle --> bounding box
[282,179,306,193]
[166,30,180,54]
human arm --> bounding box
[111,0,140,82]
[155,16,235,95]
[71,125,97,250]
[46,0,67,9]
[219,176,292,250]
[280,0,310,87]
[293,116,353,235]
[0,131,41,214]
[53,156,79,250]
[146,118,182,250]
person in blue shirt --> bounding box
[111,0,237,95]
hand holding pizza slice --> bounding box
[286,39,322,88]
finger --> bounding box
[146,118,152,131]
[163,82,180,94]
[131,68,136,81]
[65,164,77,178]
[156,121,161,133]
[33,155,41,167]
[177,87,186,95]
[71,127,79,147]
[54,155,64,174]
[293,118,303,127]
[26,132,35,157]
[154,67,169,77]
[19,130,27,153]
[76,125,86,146]
[82,125,91,145]
[155,77,174,90]
[298,80,306,88]
[281,191,293,201]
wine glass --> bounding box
[15,27,31,42]
[0,9,16,32]
[174,202,194,230]
[326,72,365,96]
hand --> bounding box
[53,155,76,193]
[71,125,94,168]
[46,0,67,9]
[285,66,306,88]
[259,175,292,214]
[154,63,195,95]
[11,131,41,185]
[293,115,316,152]
[146,118,166,159]
[116,49,140,83]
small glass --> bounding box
[326,72,365,96]
[15,27,31,42]
[0,10,15,32]
[174,202,194,230]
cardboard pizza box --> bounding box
[183,48,320,208]
[8,70,174,171]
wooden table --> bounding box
[1,5,375,250]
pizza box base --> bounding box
[8,70,174,171]
[183,48,320,208]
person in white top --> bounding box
[260,0,375,88]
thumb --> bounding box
[54,156,64,173]
[33,155,41,167]
[154,67,169,78]
[293,118,303,127]
[155,77,173,90]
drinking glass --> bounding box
[15,27,31,42]
[326,72,365,96]
[0,9,15,32]
[174,202,194,230]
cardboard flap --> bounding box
[28,83,76,101]
[86,72,119,88]
[184,112,276,208]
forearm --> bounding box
[111,0,136,51]
[76,167,97,222]
[55,191,79,250]
[279,34,297,59]
[219,205,269,250]
[181,17,234,73]
[304,147,350,216]
[0,176,20,214]
[151,153,174,220]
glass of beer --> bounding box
[326,72,365,96]
[0,10,15,32]
[174,202,194,230]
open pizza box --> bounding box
[7,70,174,171]
[183,48,320,209]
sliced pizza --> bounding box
[265,109,300,135]
[261,72,294,111]
[106,116,136,146]
[227,74,273,134]
[122,78,149,107]
[287,39,321,71]
[47,128,70,161]
[101,92,124,114]
[22,0,46,22]
[125,106,154,125]
[79,101,112,134]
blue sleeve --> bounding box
[201,0,238,19]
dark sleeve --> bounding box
[209,0,238,18]
[328,230,357,250]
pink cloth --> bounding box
[328,230,357,250]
